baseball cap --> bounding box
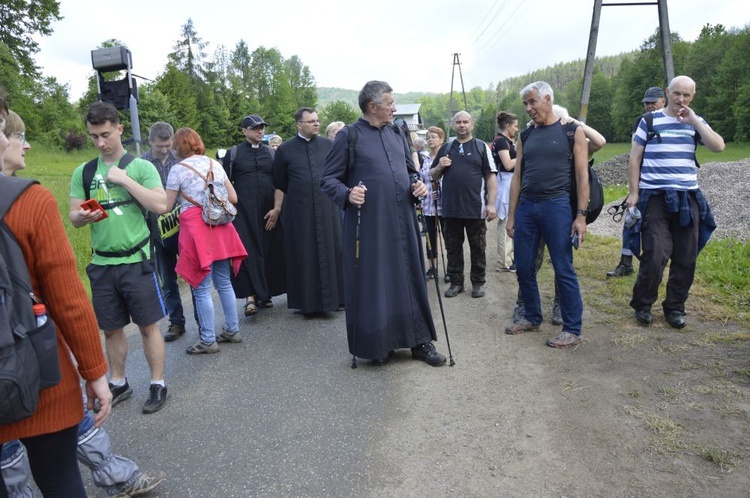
[642,87,665,103]
[241,114,269,129]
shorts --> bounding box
[86,260,166,331]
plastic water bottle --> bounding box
[32,303,48,327]
[624,207,642,229]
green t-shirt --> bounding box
[70,154,163,266]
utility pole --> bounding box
[447,53,468,138]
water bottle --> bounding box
[624,207,642,229]
[33,303,48,327]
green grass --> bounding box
[595,142,750,164]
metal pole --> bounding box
[579,0,603,123]
[657,0,675,85]
[448,54,457,139]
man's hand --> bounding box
[349,184,367,206]
[264,208,280,231]
[86,376,112,427]
[675,105,697,125]
[411,180,427,198]
[485,205,497,222]
[572,217,587,246]
[438,155,452,169]
[106,165,130,186]
[505,216,515,239]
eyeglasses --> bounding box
[377,101,396,109]
[12,132,26,145]
[298,120,320,124]
[458,143,464,156]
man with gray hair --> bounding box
[505,81,589,348]
[141,121,188,342]
[626,75,724,328]
[430,111,497,299]
[321,80,446,367]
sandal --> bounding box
[244,299,257,316]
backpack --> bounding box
[519,122,604,224]
[225,143,275,181]
[177,159,237,226]
[0,177,61,425]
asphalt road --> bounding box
[86,292,404,497]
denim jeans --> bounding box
[155,235,185,325]
[192,259,239,343]
[514,196,583,334]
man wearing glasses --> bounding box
[273,107,344,315]
[430,111,498,299]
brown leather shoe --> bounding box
[546,331,582,348]
[504,318,540,335]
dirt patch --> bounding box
[374,222,750,497]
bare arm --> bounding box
[505,140,523,239]
[106,166,167,214]
[497,149,516,172]
[627,140,645,209]
[484,172,498,221]
[572,127,589,243]
[164,190,179,214]
[69,197,101,227]
[685,110,724,152]
[225,179,238,204]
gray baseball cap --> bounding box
[241,114,269,129]
[642,87,666,103]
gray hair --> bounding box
[552,105,569,119]
[358,80,393,114]
[520,81,554,104]
[149,121,174,142]
[326,121,345,138]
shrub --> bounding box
[61,129,89,151]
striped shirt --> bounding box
[634,110,708,191]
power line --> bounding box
[474,0,529,58]
[467,0,502,42]
[471,0,510,46]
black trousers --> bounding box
[443,218,487,286]
[0,425,85,498]
[423,215,445,260]
[630,193,699,314]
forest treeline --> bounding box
[1,11,748,149]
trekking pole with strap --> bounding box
[350,181,364,369]
[433,183,449,284]
[417,201,455,366]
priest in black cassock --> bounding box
[320,81,446,367]
[273,107,345,314]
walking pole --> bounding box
[417,203,455,366]
[433,184,449,284]
[351,181,364,369]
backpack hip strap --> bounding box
[93,235,149,258]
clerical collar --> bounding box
[298,133,312,142]
[251,143,260,149]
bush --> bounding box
[61,129,88,151]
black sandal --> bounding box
[244,299,257,316]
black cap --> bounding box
[642,86,665,103]
[241,114,268,129]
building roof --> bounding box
[394,103,421,115]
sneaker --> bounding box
[444,284,464,298]
[186,339,220,355]
[546,331,582,348]
[471,284,485,298]
[411,342,446,366]
[505,318,540,335]
[142,384,167,414]
[552,299,563,326]
[109,380,133,407]
[425,268,436,280]
[216,328,242,343]
[164,323,185,342]
[508,263,516,273]
[113,470,166,497]
[512,303,525,324]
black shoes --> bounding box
[164,323,186,342]
[471,284,485,298]
[411,342,446,366]
[109,380,133,407]
[607,255,634,278]
[425,268,436,280]
[444,285,464,298]
[635,308,653,325]
[143,384,167,414]
[665,311,686,329]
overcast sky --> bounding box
[36,0,747,101]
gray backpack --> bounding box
[0,176,61,425]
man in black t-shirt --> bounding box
[430,111,497,299]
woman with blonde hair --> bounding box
[165,128,247,354]
[1,110,31,177]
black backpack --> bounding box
[0,176,61,425]
[519,122,604,224]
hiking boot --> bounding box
[512,303,525,324]
[607,255,634,278]
[665,310,686,329]
[471,284,485,298]
[444,285,463,298]
[109,380,133,407]
[552,298,563,326]
[216,328,242,343]
[411,342,446,366]
[425,268,436,280]
[635,308,653,325]
[546,331,582,348]
[142,384,167,414]
[505,318,540,335]
[113,470,166,497]
[186,340,220,355]
[164,323,186,342]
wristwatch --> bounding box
[576,209,589,217]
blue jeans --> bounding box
[192,259,239,343]
[514,196,583,334]
[620,223,633,256]
[155,235,185,325]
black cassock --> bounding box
[223,142,286,301]
[321,118,437,360]
[273,135,345,313]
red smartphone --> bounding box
[80,199,108,221]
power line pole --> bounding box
[447,53,468,138]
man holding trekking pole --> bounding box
[321,80,446,367]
